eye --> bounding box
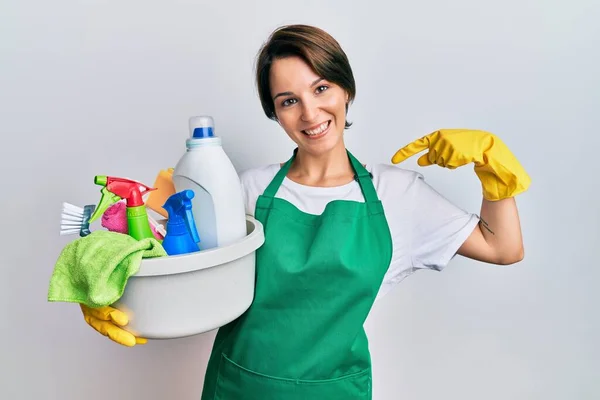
[315,85,329,94]
[281,98,297,107]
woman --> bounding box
[80,24,530,399]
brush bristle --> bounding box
[62,210,84,218]
[61,222,83,228]
[61,213,84,222]
[60,229,80,235]
[62,202,84,216]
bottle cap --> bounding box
[189,116,215,138]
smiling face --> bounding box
[269,56,349,157]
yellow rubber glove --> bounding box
[391,129,531,201]
[80,304,147,347]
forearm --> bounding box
[479,197,524,264]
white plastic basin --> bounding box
[111,215,264,339]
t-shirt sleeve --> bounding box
[238,165,278,217]
[239,169,257,217]
[409,173,480,272]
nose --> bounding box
[300,97,319,122]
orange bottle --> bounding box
[146,168,176,218]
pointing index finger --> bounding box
[391,135,432,164]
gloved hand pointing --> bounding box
[81,304,147,347]
[391,129,531,201]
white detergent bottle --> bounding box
[172,116,246,250]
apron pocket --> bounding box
[214,353,371,400]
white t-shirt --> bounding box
[239,163,480,301]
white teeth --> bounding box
[304,121,329,136]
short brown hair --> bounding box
[255,24,356,129]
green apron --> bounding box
[201,149,393,400]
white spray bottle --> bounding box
[172,116,246,250]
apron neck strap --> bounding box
[347,150,379,203]
[262,148,379,203]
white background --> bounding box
[1,0,598,399]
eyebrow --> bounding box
[272,78,324,101]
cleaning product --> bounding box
[88,175,157,241]
[101,201,166,240]
[161,189,201,255]
[172,116,246,250]
[60,202,96,237]
[146,168,176,218]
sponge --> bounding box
[146,168,176,218]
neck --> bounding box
[287,143,354,187]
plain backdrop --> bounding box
[1,0,598,399]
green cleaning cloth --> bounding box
[48,230,167,308]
